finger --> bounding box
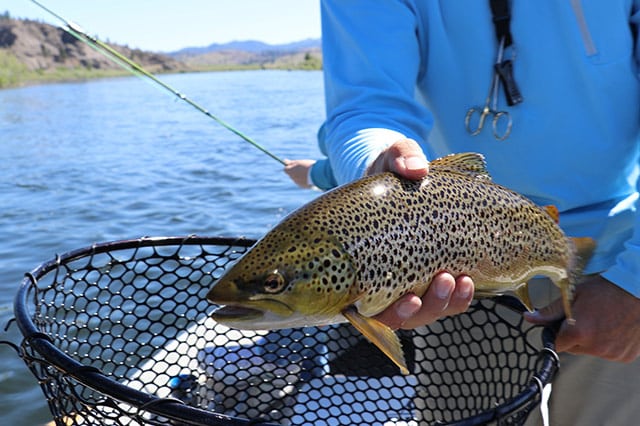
[526,301,583,354]
[375,293,422,330]
[367,139,429,180]
[523,298,565,325]
[553,320,579,353]
[400,272,456,329]
[558,337,636,362]
[445,275,474,314]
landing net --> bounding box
[11,236,558,425]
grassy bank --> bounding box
[0,49,134,89]
[0,49,322,90]
[0,50,29,88]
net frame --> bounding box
[10,236,559,426]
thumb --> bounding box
[367,139,428,180]
[389,139,429,180]
[524,298,565,325]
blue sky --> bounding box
[6,0,322,52]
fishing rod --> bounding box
[29,0,286,166]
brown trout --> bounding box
[208,153,595,374]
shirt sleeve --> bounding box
[320,0,434,185]
[309,159,337,191]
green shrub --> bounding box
[0,50,28,88]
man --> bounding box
[299,1,640,424]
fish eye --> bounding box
[263,272,286,294]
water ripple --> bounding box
[0,70,324,425]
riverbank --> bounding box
[0,16,322,90]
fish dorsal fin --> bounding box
[544,205,560,224]
[429,153,491,180]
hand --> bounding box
[375,272,475,330]
[366,138,429,180]
[525,275,640,363]
[284,159,316,189]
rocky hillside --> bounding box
[0,16,322,88]
[0,17,186,73]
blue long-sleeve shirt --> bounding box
[318,0,640,297]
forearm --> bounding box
[320,0,433,184]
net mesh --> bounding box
[11,236,558,426]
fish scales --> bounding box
[301,170,567,317]
[208,153,595,374]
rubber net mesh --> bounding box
[13,237,557,426]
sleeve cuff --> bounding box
[600,262,640,298]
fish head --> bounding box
[207,230,357,330]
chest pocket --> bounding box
[569,0,634,65]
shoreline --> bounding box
[0,63,322,91]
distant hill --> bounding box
[0,15,322,88]
[0,16,186,73]
[171,38,321,56]
[168,39,322,70]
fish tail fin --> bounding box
[569,237,597,275]
[342,306,409,375]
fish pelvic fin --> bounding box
[342,306,409,375]
[429,152,491,181]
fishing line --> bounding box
[29,0,286,165]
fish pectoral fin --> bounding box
[342,306,409,375]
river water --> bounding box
[0,70,325,425]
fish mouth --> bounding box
[211,305,264,321]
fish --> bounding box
[207,153,595,374]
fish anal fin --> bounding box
[544,205,560,224]
[514,284,534,312]
[429,153,491,180]
[555,277,576,325]
[342,306,409,375]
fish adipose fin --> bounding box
[342,306,409,375]
[428,152,491,180]
[544,205,560,224]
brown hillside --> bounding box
[0,17,186,73]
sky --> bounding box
[5,0,322,52]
